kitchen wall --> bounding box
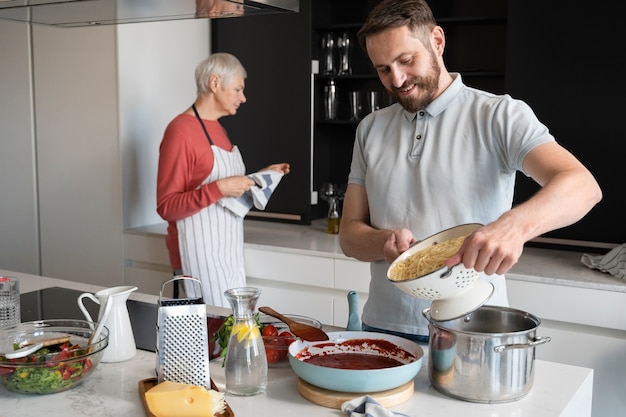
[0,18,210,285]
[0,22,38,274]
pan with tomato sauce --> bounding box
[288,331,424,393]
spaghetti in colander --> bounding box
[389,235,468,281]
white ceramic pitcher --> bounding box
[78,286,138,362]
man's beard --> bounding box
[388,53,440,113]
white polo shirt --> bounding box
[349,73,555,336]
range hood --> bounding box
[0,0,299,27]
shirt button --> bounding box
[416,134,422,140]
[419,111,425,117]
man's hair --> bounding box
[357,0,437,51]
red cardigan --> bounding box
[156,113,235,270]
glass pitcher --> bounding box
[223,287,267,396]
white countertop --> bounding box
[0,271,594,417]
[129,219,626,294]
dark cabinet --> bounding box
[311,0,508,218]
[506,0,625,247]
[211,0,512,225]
[211,2,314,223]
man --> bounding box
[339,0,602,341]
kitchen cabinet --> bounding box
[311,0,508,198]
[0,19,210,287]
[211,2,314,224]
[123,221,370,327]
[506,0,624,247]
[211,0,509,223]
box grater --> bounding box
[155,276,210,389]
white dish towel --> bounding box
[218,170,284,217]
[581,243,626,280]
[341,395,410,417]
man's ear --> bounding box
[431,25,446,56]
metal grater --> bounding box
[155,276,210,388]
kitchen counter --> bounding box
[130,219,626,294]
[0,270,593,417]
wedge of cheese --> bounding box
[145,381,226,417]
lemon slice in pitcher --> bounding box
[231,322,260,342]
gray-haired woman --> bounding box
[157,52,290,307]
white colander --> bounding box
[387,223,494,320]
[387,223,481,298]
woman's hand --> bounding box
[217,176,256,198]
[263,163,290,174]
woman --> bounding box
[157,53,290,306]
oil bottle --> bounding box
[327,196,340,234]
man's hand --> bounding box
[383,228,416,263]
[445,222,524,275]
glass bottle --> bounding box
[327,196,340,234]
[223,287,267,396]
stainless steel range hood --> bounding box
[0,0,299,27]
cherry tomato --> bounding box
[278,331,295,345]
[265,346,282,363]
[262,324,279,337]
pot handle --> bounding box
[493,336,551,353]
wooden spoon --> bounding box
[259,306,329,342]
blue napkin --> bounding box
[341,395,411,417]
[218,170,284,217]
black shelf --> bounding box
[437,16,506,25]
[209,0,512,224]
[315,74,378,80]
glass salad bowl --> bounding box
[0,319,109,394]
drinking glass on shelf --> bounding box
[323,79,338,120]
[321,32,336,75]
[337,31,352,75]
[367,91,382,114]
[349,91,362,121]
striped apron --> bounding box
[176,105,246,307]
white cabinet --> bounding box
[124,227,370,326]
[507,277,626,417]
[0,19,209,288]
[245,248,368,327]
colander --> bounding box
[386,223,493,321]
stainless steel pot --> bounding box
[423,306,551,403]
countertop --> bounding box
[0,271,594,417]
[128,219,626,294]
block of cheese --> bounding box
[145,381,226,417]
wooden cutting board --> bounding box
[297,378,414,409]
[138,377,234,417]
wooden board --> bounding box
[138,378,234,417]
[297,378,414,409]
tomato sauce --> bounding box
[303,352,404,369]
[295,338,417,370]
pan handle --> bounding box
[493,336,551,353]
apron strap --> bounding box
[192,104,215,146]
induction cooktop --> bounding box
[20,286,158,352]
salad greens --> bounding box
[0,341,94,394]
[211,313,262,366]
